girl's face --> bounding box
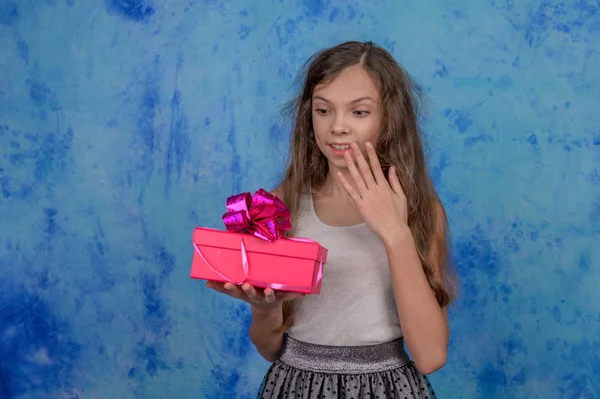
[311,65,382,172]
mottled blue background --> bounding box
[0,1,598,398]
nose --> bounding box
[331,113,350,135]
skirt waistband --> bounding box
[279,335,411,374]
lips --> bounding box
[329,143,351,150]
[328,143,353,157]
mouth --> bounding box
[328,143,352,157]
[329,143,352,151]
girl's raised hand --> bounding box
[337,141,410,246]
[206,281,304,313]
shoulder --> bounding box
[270,187,284,198]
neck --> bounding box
[317,165,360,201]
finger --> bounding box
[263,287,277,303]
[223,282,246,300]
[388,166,406,198]
[344,150,368,194]
[241,283,262,302]
[206,281,229,295]
[351,142,376,189]
[365,142,386,185]
[337,171,362,205]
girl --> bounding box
[207,41,458,398]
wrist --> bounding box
[251,304,282,318]
[382,225,414,251]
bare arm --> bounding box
[333,143,450,375]
[249,305,285,362]
[384,202,449,375]
[248,185,288,361]
[206,282,302,362]
[206,187,297,362]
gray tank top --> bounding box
[287,193,402,346]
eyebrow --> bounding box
[312,95,377,104]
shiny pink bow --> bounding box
[222,189,291,241]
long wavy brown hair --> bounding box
[275,41,458,332]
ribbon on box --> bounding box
[221,188,291,242]
[193,189,323,292]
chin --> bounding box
[326,158,348,171]
[318,145,350,171]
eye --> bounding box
[354,110,370,117]
[315,108,329,116]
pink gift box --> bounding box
[191,227,328,294]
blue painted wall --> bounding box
[0,1,598,398]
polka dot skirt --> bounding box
[257,336,437,399]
